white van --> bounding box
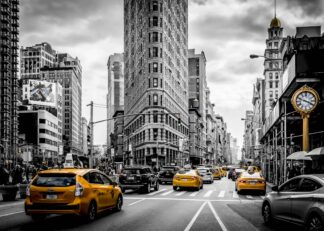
[63,153,74,168]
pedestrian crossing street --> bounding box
[126,187,265,201]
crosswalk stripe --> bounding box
[175,191,186,196]
[246,195,253,199]
[189,191,199,197]
[161,190,173,196]
[232,191,239,198]
[203,190,213,198]
[218,190,225,198]
[148,188,167,196]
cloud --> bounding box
[283,0,323,17]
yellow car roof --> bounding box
[38,168,93,176]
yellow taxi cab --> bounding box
[220,166,227,177]
[211,168,221,180]
[235,171,266,195]
[173,169,203,191]
[25,168,123,221]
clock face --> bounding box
[296,92,316,111]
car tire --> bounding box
[237,189,241,195]
[145,183,151,193]
[87,201,97,221]
[306,213,323,231]
[121,188,125,193]
[154,181,159,191]
[31,214,47,222]
[114,195,123,212]
[262,202,273,226]
[200,184,203,189]
[173,186,178,191]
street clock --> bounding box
[291,85,320,115]
[291,85,320,152]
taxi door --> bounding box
[99,173,115,207]
[89,172,109,210]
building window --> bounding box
[153,129,158,140]
[153,78,158,87]
[275,72,279,79]
[153,62,158,72]
[153,94,158,105]
[269,73,273,79]
[153,47,158,57]
[39,119,46,124]
[152,1,158,11]
[269,81,273,88]
[152,32,158,42]
[274,42,278,48]
[153,111,158,123]
[269,91,273,98]
[275,81,279,88]
[153,17,158,26]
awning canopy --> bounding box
[287,151,311,161]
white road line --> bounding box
[232,192,239,198]
[189,191,199,197]
[184,201,207,231]
[175,191,186,196]
[148,188,167,196]
[208,202,228,231]
[218,190,225,198]
[0,201,24,209]
[246,195,253,199]
[0,211,24,218]
[128,198,145,206]
[203,190,213,198]
[123,197,262,202]
[161,190,173,196]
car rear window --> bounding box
[122,169,145,174]
[197,169,208,174]
[241,172,261,178]
[33,173,76,187]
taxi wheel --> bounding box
[262,202,273,225]
[87,201,97,221]
[114,196,123,212]
[306,213,323,231]
[173,186,178,191]
[154,181,159,191]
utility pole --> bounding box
[87,101,94,168]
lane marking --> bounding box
[161,190,173,196]
[123,196,263,202]
[189,191,199,197]
[208,202,228,231]
[128,198,145,206]
[0,211,24,218]
[0,201,24,209]
[148,188,167,196]
[184,201,207,231]
[232,192,239,198]
[175,191,186,196]
[218,190,225,198]
[203,190,213,198]
[246,195,253,199]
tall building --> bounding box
[188,49,207,163]
[263,16,284,118]
[107,53,124,151]
[41,54,82,156]
[124,0,189,166]
[0,0,19,164]
[20,42,56,81]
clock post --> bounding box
[291,85,320,152]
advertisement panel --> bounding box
[28,80,57,107]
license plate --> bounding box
[46,194,57,199]
[182,179,187,181]
[249,181,257,185]
[128,176,134,180]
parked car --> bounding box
[228,168,235,179]
[197,167,214,184]
[235,171,266,195]
[158,166,181,184]
[262,174,324,230]
[25,168,123,221]
[231,168,245,181]
[173,169,203,191]
[118,166,159,193]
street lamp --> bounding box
[249,54,265,59]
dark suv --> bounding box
[118,166,159,193]
[158,166,181,184]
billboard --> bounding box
[26,80,57,107]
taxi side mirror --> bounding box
[112,181,118,187]
[272,185,279,192]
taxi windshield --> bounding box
[33,173,76,187]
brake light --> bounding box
[174,176,180,180]
[26,184,30,196]
[75,182,84,197]
[239,180,246,183]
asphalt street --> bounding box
[0,177,304,231]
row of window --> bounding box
[39,119,58,129]
[39,128,57,138]
[269,80,279,89]
[39,138,58,147]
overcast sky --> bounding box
[20,0,324,151]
